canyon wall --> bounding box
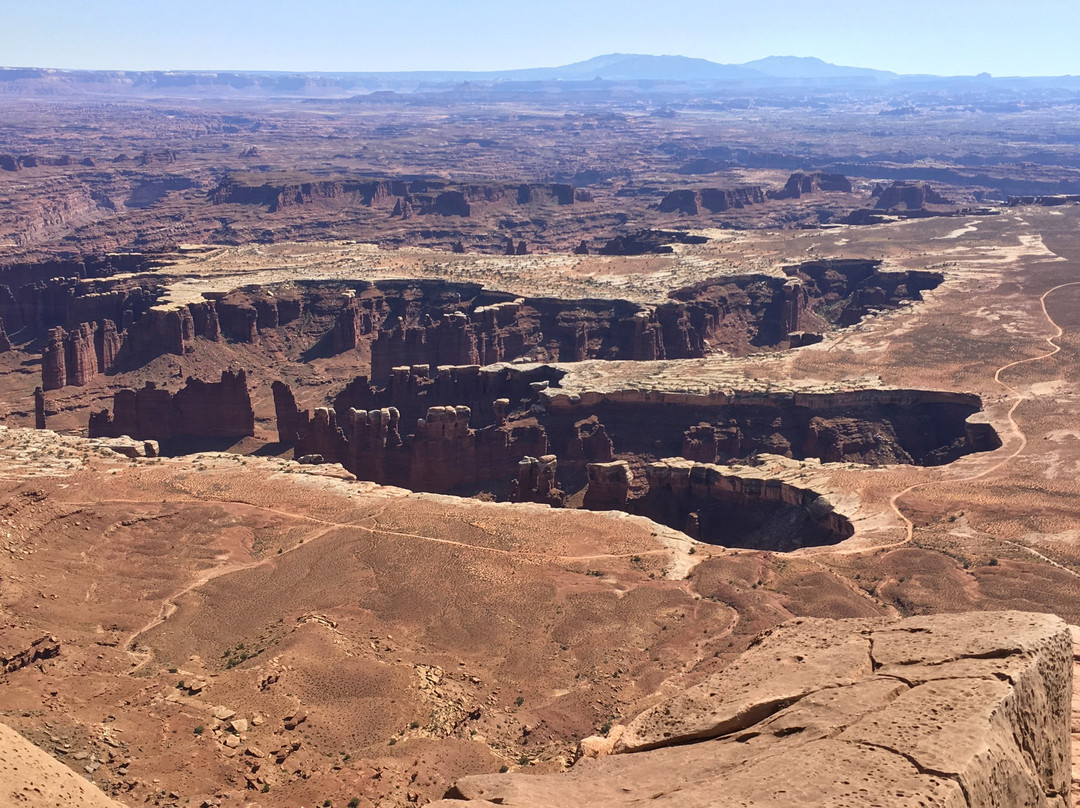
[628,459,853,549]
[87,369,254,442]
[542,386,991,467]
[10,257,943,392]
[291,403,547,493]
[208,175,587,218]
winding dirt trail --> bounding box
[879,280,1080,553]
[114,494,673,669]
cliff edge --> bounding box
[0,722,127,808]
[433,611,1072,807]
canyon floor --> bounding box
[4,203,1080,806]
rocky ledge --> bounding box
[0,722,126,808]
[433,611,1071,808]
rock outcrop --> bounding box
[509,454,563,505]
[598,229,708,256]
[88,369,254,442]
[434,611,1072,808]
[1,634,59,674]
[659,186,767,215]
[633,459,853,549]
[582,460,633,510]
[40,327,66,390]
[768,171,853,199]
[292,403,547,494]
[272,380,309,444]
[0,315,10,352]
[40,318,125,389]
[0,722,127,808]
[63,322,98,386]
[874,180,952,210]
[33,387,45,429]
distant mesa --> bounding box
[658,173,853,216]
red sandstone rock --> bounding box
[64,321,98,387]
[88,369,254,441]
[659,186,767,215]
[434,612,1071,808]
[768,172,853,200]
[509,454,563,505]
[272,380,309,444]
[95,318,122,372]
[41,327,66,391]
[564,415,614,467]
[582,460,633,510]
[874,181,952,210]
[294,401,548,494]
[34,387,46,429]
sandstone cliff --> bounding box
[629,459,853,549]
[874,180,952,210]
[292,403,547,493]
[88,369,254,442]
[659,186,767,215]
[434,611,1072,808]
[768,171,853,199]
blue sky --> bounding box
[3,0,1078,76]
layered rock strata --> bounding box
[629,459,853,549]
[14,259,943,388]
[293,404,547,493]
[434,611,1072,808]
[582,460,633,510]
[541,386,993,468]
[659,186,767,215]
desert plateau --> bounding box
[3,36,1080,808]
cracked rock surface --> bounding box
[432,611,1071,808]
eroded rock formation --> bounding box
[509,455,563,506]
[543,387,991,468]
[630,459,853,549]
[33,387,45,429]
[874,180,952,210]
[1,634,59,674]
[292,403,547,493]
[768,172,853,199]
[582,460,633,510]
[272,380,309,444]
[434,611,1072,808]
[41,327,66,391]
[40,318,125,389]
[88,370,254,443]
[659,186,767,215]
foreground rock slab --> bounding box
[433,611,1071,808]
[0,723,127,808]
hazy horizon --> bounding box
[5,0,1079,77]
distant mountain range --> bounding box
[489,53,898,82]
[0,54,1070,99]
